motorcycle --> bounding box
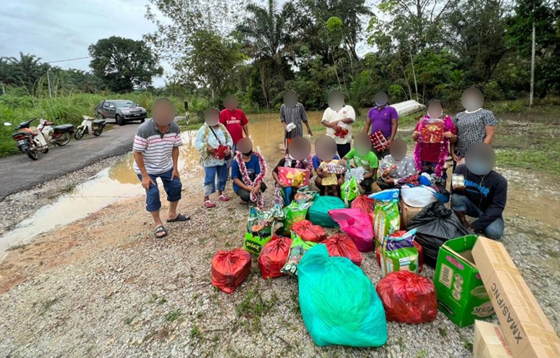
[8,118,74,160]
[74,116,106,140]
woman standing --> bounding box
[452,88,497,163]
[321,90,355,158]
[364,91,399,158]
[195,108,233,208]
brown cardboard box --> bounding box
[400,199,423,228]
[474,320,513,358]
[472,237,560,358]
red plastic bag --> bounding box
[376,234,424,272]
[258,236,292,279]
[323,233,363,266]
[328,208,374,252]
[376,271,437,324]
[211,248,251,294]
[351,195,375,221]
[292,220,327,242]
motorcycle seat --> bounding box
[12,131,32,139]
[54,124,74,132]
[93,119,106,125]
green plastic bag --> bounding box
[308,196,346,228]
[244,205,285,255]
[282,201,312,236]
[281,233,317,276]
[341,177,359,206]
[298,245,388,347]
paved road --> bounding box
[0,122,140,201]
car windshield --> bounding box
[114,100,135,108]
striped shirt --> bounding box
[133,119,182,175]
[280,102,308,139]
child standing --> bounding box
[377,139,417,190]
[316,158,345,197]
[413,99,457,178]
[344,133,378,194]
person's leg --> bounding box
[217,164,229,200]
[361,178,374,194]
[484,218,504,240]
[452,194,481,228]
[204,166,217,203]
[159,169,183,220]
[227,144,236,178]
[376,177,393,191]
[137,173,165,236]
[315,176,325,195]
[236,188,251,203]
[337,143,351,158]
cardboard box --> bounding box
[474,320,513,358]
[472,237,560,358]
[400,199,423,228]
[434,235,494,327]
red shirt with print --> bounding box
[220,109,248,145]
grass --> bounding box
[235,289,278,332]
[190,325,201,339]
[164,309,183,322]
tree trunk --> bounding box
[529,4,536,107]
[259,65,269,110]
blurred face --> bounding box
[284,90,297,107]
[354,133,372,157]
[328,90,344,111]
[374,91,388,107]
[237,137,253,156]
[224,94,238,111]
[315,135,337,161]
[152,100,176,126]
[288,137,311,161]
[465,142,495,176]
[461,88,484,112]
[427,101,443,119]
[390,138,407,161]
[204,108,220,127]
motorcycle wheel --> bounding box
[42,147,49,154]
[26,150,38,160]
[93,127,103,137]
[56,132,72,146]
[74,128,85,140]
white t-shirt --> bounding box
[322,105,356,145]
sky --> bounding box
[0,0,170,87]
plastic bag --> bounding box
[379,229,421,276]
[244,205,285,255]
[258,235,292,279]
[308,196,346,228]
[328,208,374,252]
[211,249,251,294]
[323,233,362,266]
[292,220,327,242]
[351,195,375,222]
[370,190,400,247]
[277,167,310,187]
[376,239,423,272]
[281,233,317,276]
[407,202,470,267]
[400,186,436,208]
[293,187,318,204]
[298,245,387,347]
[376,271,437,324]
[345,166,365,183]
[341,177,359,206]
[282,201,312,235]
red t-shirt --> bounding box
[220,109,248,144]
[415,116,457,162]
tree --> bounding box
[89,36,163,93]
[1,52,50,91]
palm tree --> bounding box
[7,52,48,91]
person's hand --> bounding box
[141,175,155,190]
[452,153,462,163]
[386,178,395,185]
[251,185,261,195]
[307,128,313,136]
[412,131,420,141]
[207,146,216,154]
[171,168,180,180]
[443,131,455,139]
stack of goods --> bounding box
[378,229,423,276]
[244,205,285,255]
[283,201,312,235]
[292,220,327,242]
[298,245,387,347]
[329,208,374,252]
[277,167,310,187]
[258,235,292,279]
[376,271,437,324]
[293,187,318,204]
[211,249,252,294]
[322,233,362,266]
[281,233,317,276]
[370,130,390,153]
[370,190,400,247]
[308,196,346,228]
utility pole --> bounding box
[1,83,5,95]
[47,69,53,98]
[529,1,536,107]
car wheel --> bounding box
[140,118,145,123]
[116,114,124,126]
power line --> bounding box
[46,56,91,64]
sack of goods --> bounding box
[282,201,312,235]
[341,177,359,206]
[351,195,375,222]
[244,205,285,255]
[376,271,438,324]
[298,245,387,347]
[328,208,374,252]
[281,233,317,277]
[378,229,422,276]
[211,249,252,294]
[322,233,363,266]
[407,202,469,267]
[292,220,327,242]
[370,190,401,247]
[293,187,318,205]
[277,167,311,187]
[258,235,292,279]
[308,196,346,228]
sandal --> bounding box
[204,200,216,208]
[154,226,168,239]
[167,213,191,223]
[218,194,230,202]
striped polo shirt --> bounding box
[133,119,183,175]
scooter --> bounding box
[7,118,74,160]
[74,116,106,140]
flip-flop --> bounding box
[218,194,230,202]
[154,225,168,239]
[204,200,216,208]
[167,213,191,223]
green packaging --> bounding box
[434,235,494,327]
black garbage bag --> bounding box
[406,202,469,267]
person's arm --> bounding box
[133,131,155,189]
[321,110,334,128]
[194,127,205,151]
[241,112,249,137]
[304,121,313,136]
[233,177,252,192]
[484,126,496,145]
[363,167,375,179]
[339,106,356,124]
[389,108,399,141]
[472,179,507,232]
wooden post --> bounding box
[529,2,536,107]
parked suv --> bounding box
[96,100,147,125]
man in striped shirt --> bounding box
[133,98,189,239]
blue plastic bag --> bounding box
[298,245,388,347]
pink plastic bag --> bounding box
[328,208,374,252]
